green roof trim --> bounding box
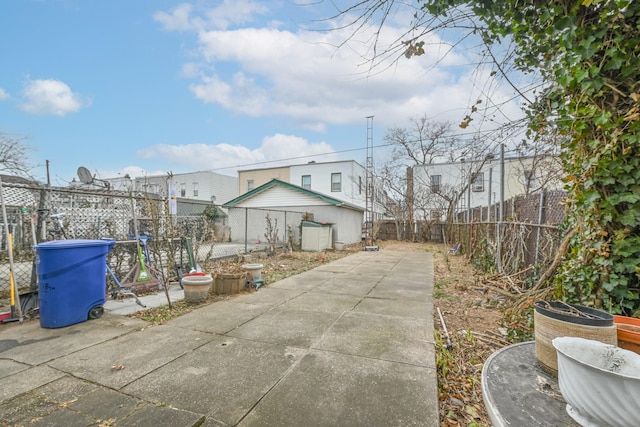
[222,179,363,211]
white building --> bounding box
[223,179,365,245]
[238,160,388,222]
[411,154,563,221]
[105,171,238,206]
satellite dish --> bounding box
[77,166,94,184]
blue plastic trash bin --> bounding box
[34,239,115,328]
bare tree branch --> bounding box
[0,132,32,176]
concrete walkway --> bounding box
[0,250,438,426]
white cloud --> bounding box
[187,22,521,131]
[154,0,269,32]
[203,0,269,30]
[20,79,89,116]
[136,133,337,174]
[157,4,528,136]
[154,3,199,31]
[0,88,9,100]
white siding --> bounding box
[228,204,362,246]
[226,182,365,246]
[233,187,330,208]
[290,161,367,208]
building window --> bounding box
[472,173,484,192]
[193,182,199,197]
[331,173,342,192]
[430,210,443,221]
[180,183,186,197]
[301,175,311,189]
[430,175,441,193]
[247,179,254,192]
[359,176,362,194]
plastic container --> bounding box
[34,239,114,328]
[614,315,640,355]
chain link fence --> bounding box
[0,182,308,293]
[376,189,567,287]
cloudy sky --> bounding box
[0,0,526,185]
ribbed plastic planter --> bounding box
[553,336,640,427]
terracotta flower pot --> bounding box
[614,315,640,355]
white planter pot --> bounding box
[553,336,640,427]
[181,275,213,303]
[242,263,263,280]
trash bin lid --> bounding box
[34,239,115,250]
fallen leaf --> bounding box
[465,404,481,419]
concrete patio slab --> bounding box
[354,296,433,321]
[169,300,273,334]
[121,335,308,426]
[310,276,380,297]
[283,291,362,313]
[290,269,347,281]
[266,274,325,291]
[227,306,341,347]
[0,314,146,365]
[49,324,215,389]
[377,275,432,289]
[116,403,206,427]
[368,281,434,301]
[236,287,304,306]
[66,386,142,420]
[0,359,29,380]
[0,249,438,426]
[34,375,99,403]
[313,311,435,367]
[0,365,65,403]
[239,350,438,426]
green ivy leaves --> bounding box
[423,0,640,313]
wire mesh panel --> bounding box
[0,181,308,293]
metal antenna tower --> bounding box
[365,115,375,246]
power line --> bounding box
[209,144,390,172]
[208,123,527,173]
